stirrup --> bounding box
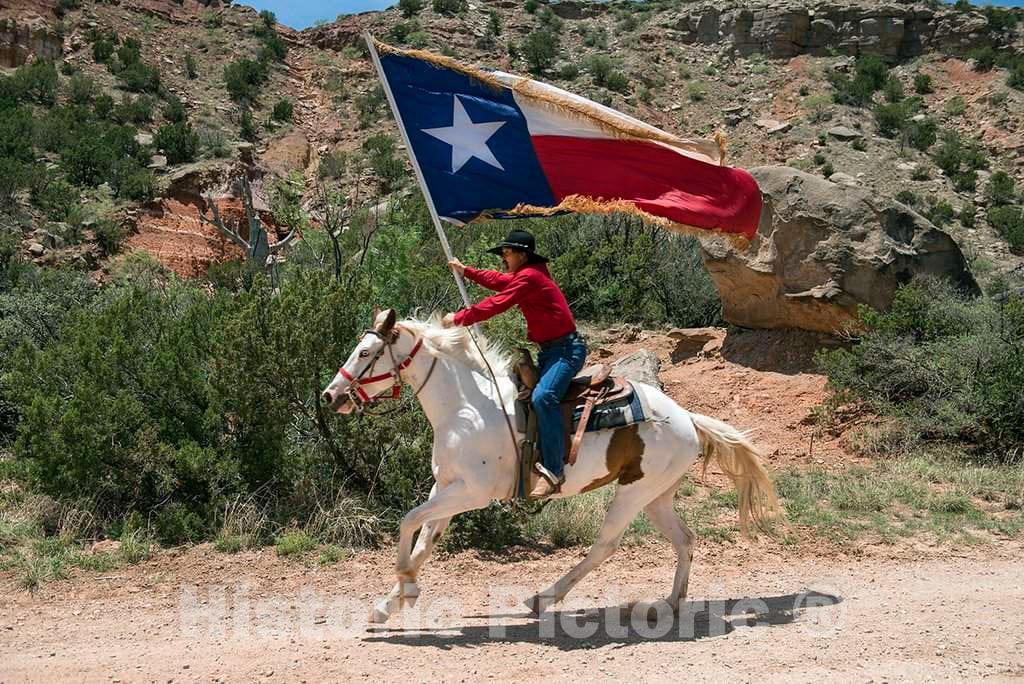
[530,463,564,499]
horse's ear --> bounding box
[375,308,397,336]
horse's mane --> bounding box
[398,315,512,376]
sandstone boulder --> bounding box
[701,166,979,334]
[611,350,662,389]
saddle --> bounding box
[513,348,633,467]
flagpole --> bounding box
[364,33,474,312]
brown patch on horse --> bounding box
[580,424,645,493]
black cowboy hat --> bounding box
[486,229,549,264]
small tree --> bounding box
[398,0,423,18]
[154,122,199,164]
[272,98,294,122]
[432,0,467,15]
[201,176,297,272]
[914,73,933,94]
[522,30,558,74]
[988,171,1016,206]
[184,53,198,80]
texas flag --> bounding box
[368,38,762,240]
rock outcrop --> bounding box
[701,166,980,334]
[611,350,662,389]
[663,2,1014,60]
[0,17,61,67]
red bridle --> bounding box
[338,336,426,406]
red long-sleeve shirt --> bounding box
[453,263,577,344]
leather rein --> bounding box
[338,329,437,413]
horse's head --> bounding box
[321,308,410,414]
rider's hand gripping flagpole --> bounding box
[364,33,475,314]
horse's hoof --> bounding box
[523,595,544,616]
[368,606,390,624]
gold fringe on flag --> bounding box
[373,39,727,165]
[486,194,752,249]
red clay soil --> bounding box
[127,198,292,277]
[590,327,861,473]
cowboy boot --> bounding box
[529,462,565,499]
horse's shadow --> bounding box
[363,590,842,651]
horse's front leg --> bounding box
[369,479,487,623]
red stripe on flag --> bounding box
[530,136,762,238]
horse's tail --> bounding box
[690,412,782,536]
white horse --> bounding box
[321,309,780,623]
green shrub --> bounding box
[522,29,559,74]
[0,106,35,162]
[585,54,614,85]
[954,169,977,193]
[984,5,1018,32]
[582,25,607,49]
[970,46,997,72]
[30,173,78,221]
[92,39,114,63]
[271,98,293,122]
[239,109,257,141]
[0,158,31,209]
[874,101,910,138]
[93,95,114,120]
[399,0,423,18]
[362,133,405,191]
[154,122,198,164]
[883,76,904,102]
[945,95,966,116]
[114,94,154,125]
[988,171,1016,207]
[223,59,268,102]
[432,0,466,15]
[989,206,1024,252]
[260,33,288,63]
[14,60,58,105]
[687,82,706,101]
[959,204,976,228]
[94,217,127,256]
[906,116,937,151]
[119,61,161,93]
[914,73,933,94]
[924,200,955,227]
[67,74,94,106]
[557,63,579,80]
[895,190,917,206]
[355,85,385,128]
[184,53,198,80]
[524,0,538,13]
[934,130,964,177]
[162,96,186,123]
[275,530,316,556]
[818,277,1024,460]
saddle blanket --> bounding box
[569,381,649,433]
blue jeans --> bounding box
[532,334,587,477]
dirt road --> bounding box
[3,540,1023,682]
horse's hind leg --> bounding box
[644,485,695,612]
[524,484,658,615]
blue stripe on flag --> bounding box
[378,51,556,223]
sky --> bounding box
[241,0,1024,29]
[240,0,395,29]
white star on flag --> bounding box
[422,95,506,174]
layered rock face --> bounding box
[0,18,62,67]
[701,166,980,334]
[665,2,1008,59]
